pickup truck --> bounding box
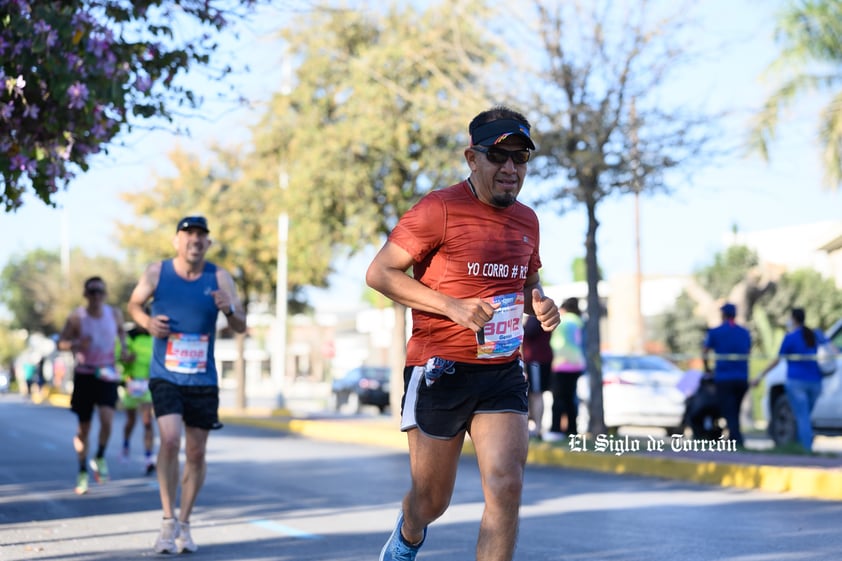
[763,318,842,446]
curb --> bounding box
[525,443,842,501]
[45,393,841,501]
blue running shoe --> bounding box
[379,512,426,561]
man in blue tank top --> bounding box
[128,215,246,554]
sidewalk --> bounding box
[45,390,842,501]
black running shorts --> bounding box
[400,359,528,439]
[70,372,119,422]
[149,379,221,430]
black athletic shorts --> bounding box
[525,361,552,393]
[149,379,222,431]
[400,359,528,439]
[70,371,119,423]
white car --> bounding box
[763,319,842,446]
[577,354,687,435]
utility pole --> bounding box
[272,58,293,409]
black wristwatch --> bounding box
[224,304,235,317]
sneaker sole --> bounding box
[153,542,177,554]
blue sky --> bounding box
[2,0,840,307]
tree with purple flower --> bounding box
[0,0,261,211]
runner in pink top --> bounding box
[58,276,129,495]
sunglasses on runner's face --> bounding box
[471,146,531,165]
[85,287,106,296]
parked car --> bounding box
[0,368,10,393]
[577,354,687,434]
[762,318,842,446]
[331,366,391,414]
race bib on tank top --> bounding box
[164,333,210,374]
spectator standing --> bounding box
[548,297,586,440]
[702,302,752,447]
[753,308,826,452]
[522,314,553,440]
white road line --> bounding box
[250,519,320,540]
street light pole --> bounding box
[273,170,289,408]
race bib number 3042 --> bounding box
[165,333,210,374]
[476,292,524,359]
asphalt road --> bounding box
[2,394,841,561]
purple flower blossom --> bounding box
[64,53,81,71]
[90,121,107,139]
[0,102,13,121]
[134,74,152,93]
[87,37,108,58]
[71,11,94,27]
[34,21,51,34]
[10,154,36,174]
[67,81,88,109]
[23,104,39,119]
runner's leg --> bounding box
[401,428,465,544]
[469,412,529,561]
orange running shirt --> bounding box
[388,180,542,366]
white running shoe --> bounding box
[153,518,179,554]
[176,520,198,553]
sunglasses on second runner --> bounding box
[471,146,531,165]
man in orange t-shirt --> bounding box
[367,106,559,561]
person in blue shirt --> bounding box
[753,308,826,452]
[702,302,751,447]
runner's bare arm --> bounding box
[366,240,498,333]
[128,261,167,337]
[57,312,81,352]
[214,268,246,334]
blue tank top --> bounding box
[149,259,220,386]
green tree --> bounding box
[658,291,707,367]
[523,0,719,434]
[0,322,27,375]
[751,0,842,189]
[0,248,136,335]
[696,245,760,299]
[1,0,264,210]
[119,146,283,304]
[252,1,496,412]
[757,268,842,332]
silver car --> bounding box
[762,319,842,446]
